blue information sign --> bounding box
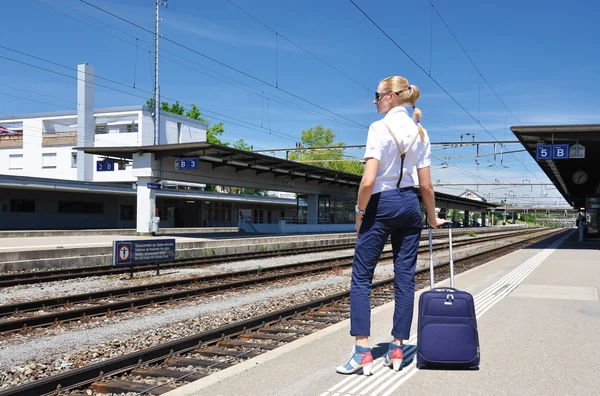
[536,144,571,160]
[552,144,570,160]
[113,239,176,266]
[96,159,115,172]
[536,144,552,160]
[177,157,199,169]
[147,182,161,189]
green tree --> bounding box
[288,125,364,176]
[233,138,252,151]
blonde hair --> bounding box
[380,76,426,141]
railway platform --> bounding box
[166,230,600,396]
[0,226,525,273]
[0,230,358,272]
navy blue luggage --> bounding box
[416,227,480,369]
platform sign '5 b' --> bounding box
[536,144,569,160]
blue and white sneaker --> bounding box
[383,342,403,371]
[336,345,373,375]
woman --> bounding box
[336,76,448,375]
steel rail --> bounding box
[0,229,551,333]
[0,227,534,288]
[0,228,568,396]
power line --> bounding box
[225,0,465,135]
[226,0,372,92]
[0,53,299,142]
[78,0,368,130]
[38,0,363,130]
[348,0,543,184]
[428,0,523,125]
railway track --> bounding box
[0,227,535,288]
[0,228,568,396]
[0,228,551,334]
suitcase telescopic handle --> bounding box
[428,224,455,290]
[429,228,434,290]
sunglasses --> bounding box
[375,90,404,102]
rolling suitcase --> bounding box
[416,226,480,369]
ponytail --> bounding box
[408,84,426,141]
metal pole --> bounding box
[154,1,168,146]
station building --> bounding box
[0,63,493,232]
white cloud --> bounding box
[163,17,297,52]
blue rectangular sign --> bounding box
[147,182,161,189]
[113,239,176,266]
[536,144,552,160]
[96,159,115,172]
[178,157,199,169]
[552,144,570,159]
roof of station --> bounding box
[78,142,362,189]
[0,175,297,205]
[78,142,496,210]
[511,124,600,208]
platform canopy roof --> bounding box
[78,142,496,210]
[511,124,600,208]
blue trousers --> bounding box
[350,188,423,340]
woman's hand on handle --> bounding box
[428,217,451,229]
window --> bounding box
[71,152,77,168]
[95,124,107,134]
[126,123,138,133]
[9,154,23,170]
[58,201,103,214]
[118,161,126,170]
[120,205,135,221]
[253,209,264,224]
[10,199,35,213]
[204,201,232,225]
[42,153,57,168]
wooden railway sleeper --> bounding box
[193,348,262,359]
[217,340,279,350]
[165,357,234,369]
[131,367,206,381]
[91,379,175,395]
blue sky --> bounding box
[2,0,599,206]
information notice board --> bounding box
[113,239,176,266]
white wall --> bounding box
[159,112,206,144]
[0,109,206,183]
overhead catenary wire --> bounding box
[0,51,300,142]
[348,0,544,185]
[38,0,363,131]
[78,0,369,130]
[428,0,523,125]
[226,0,372,92]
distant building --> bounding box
[459,189,486,202]
[0,105,207,183]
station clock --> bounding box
[572,170,588,184]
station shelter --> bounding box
[512,124,600,237]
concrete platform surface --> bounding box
[0,227,237,238]
[164,230,600,396]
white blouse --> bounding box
[363,106,431,194]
